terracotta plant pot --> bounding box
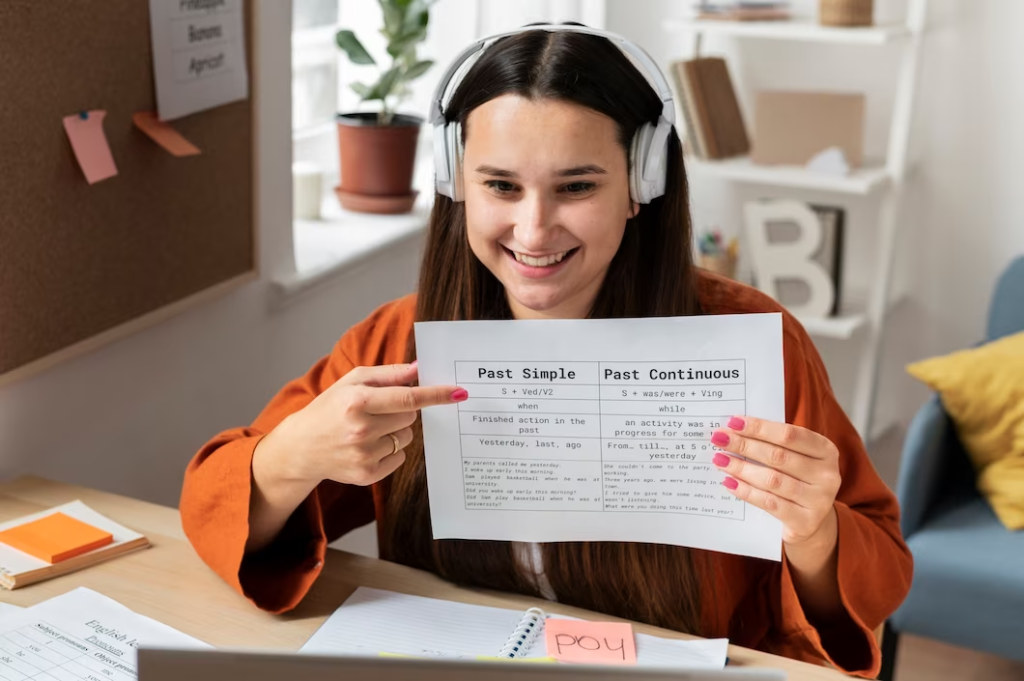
[336,112,422,214]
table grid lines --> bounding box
[456,360,747,520]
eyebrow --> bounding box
[474,164,608,178]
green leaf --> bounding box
[386,27,427,58]
[402,0,430,34]
[349,82,372,99]
[379,0,403,38]
[367,66,403,101]
[335,29,375,65]
[403,59,433,82]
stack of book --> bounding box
[694,1,791,21]
[671,58,750,161]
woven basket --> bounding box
[819,0,874,26]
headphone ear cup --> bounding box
[433,122,453,199]
[630,121,670,204]
[629,123,654,204]
[446,121,465,202]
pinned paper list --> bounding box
[544,619,637,665]
[62,110,118,184]
[133,111,200,156]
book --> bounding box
[696,58,751,159]
[300,587,729,668]
[0,500,149,589]
[671,61,708,159]
[670,58,750,161]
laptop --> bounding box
[138,648,787,680]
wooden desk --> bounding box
[0,477,848,679]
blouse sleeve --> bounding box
[766,315,913,677]
[179,332,377,614]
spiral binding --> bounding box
[497,607,546,659]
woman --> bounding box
[181,24,911,677]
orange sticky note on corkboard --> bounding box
[132,112,201,157]
[0,512,113,564]
[545,619,637,665]
[62,110,118,184]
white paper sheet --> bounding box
[148,0,249,120]
[301,587,727,669]
[0,587,210,680]
[415,313,785,561]
[0,603,23,624]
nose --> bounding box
[513,191,556,252]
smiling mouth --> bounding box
[503,246,580,268]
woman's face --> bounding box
[462,95,637,320]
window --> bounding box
[289,1,605,218]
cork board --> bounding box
[0,0,254,380]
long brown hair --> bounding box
[382,25,712,636]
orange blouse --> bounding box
[181,272,912,677]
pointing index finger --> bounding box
[366,385,468,414]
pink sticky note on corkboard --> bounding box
[62,110,118,184]
[132,112,201,157]
[545,619,637,665]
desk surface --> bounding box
[0,477,847,679]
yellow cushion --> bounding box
[906,331,1024,530]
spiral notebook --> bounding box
[300,587,729,668]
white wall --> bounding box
[606,0,1024,482]
[0,246,422,508]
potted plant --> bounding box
[334,0,436,214]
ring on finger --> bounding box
[387,432,400,456]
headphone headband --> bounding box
[428,24,675,129]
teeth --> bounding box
[513,250,569,267]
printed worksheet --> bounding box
[0,587,210,680]
[149,0,249,120]
[416,313,785,561]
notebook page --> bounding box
[300,587,545,659]
[0,501,144,577]
[301,588,728,668]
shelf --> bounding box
[791,292,907,341]
[796,313,867,340]
[686,156,891,196]
[663,18,910,45]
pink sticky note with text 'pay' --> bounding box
[544,619,637,665]
[62,110,118,184]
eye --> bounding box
[485,180,518,195]
[562,182,596,195]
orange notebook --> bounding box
[0,512,113,564]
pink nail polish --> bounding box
[713,453,730,467]
[410,359,418,368]
[451,388,469,402]
[727,416,746,431]
[711,431,730,447]
[723,477,739,490]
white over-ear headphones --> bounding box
[428,24,677,205]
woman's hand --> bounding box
[265,361,467,488]
[710,416,841,546]
[246,362,465,553]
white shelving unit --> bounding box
[665,1,928,441]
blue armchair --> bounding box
[880,256,1024,680]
